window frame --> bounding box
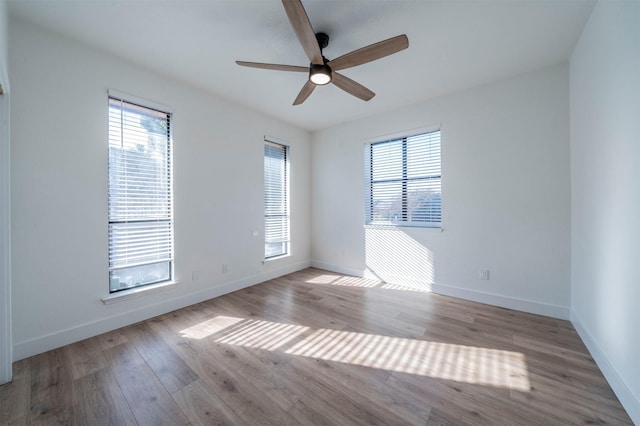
[365,127,442,228]
[264,137,290,260]
[107,90,174,293]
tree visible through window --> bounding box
[365,130,441,227]
[108,94,173,292]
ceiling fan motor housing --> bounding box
[315,32,330,50]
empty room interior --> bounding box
[0,0,639,424]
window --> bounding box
[264,140,290,259]
[108,93,173,292]
[365,129,441,227]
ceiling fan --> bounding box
[236,0,409,105]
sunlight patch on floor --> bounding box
[305,274,380,288]
[305,274,342,284]
[182,315,531,391]
[179,315,246,339]
[285,327,529,391]
[214,319,310,351]
[305,273,425,291]
[379,282,428,292]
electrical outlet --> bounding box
[222,263,228,274]
[192,270,199,281]
[479,268,490,280]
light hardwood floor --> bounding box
[0,268,633,425]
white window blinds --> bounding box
[108,96,173,292]
[365,130,441,227]
[264,140,290,259]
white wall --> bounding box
[311,64,571,319]
[9,18,311,360]
[570,1,640,423]
[0,0,12,384]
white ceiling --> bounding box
[8,0,595,131]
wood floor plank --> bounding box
[73,368,137,425]
[146,309,207,360]
[426,408,458,426]
[103,342,189,425]
[197,339,306,412]
[0,359,30,425]
[224,287,350,332]
[27,348,76,424]
[1,268,633,425]
[566,365,621,400]
[303,292,428,339]
[95,328,129,351]
[64,335,108,380]
[171,378,241,426]
[123,322,198,393]
[511,370,633,425]
[186,351,299,425]
[387,372,520,426]
[289,352,431,425]
[284,359,405,426]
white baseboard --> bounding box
[0,286,10,384]
[310,260,364,278]
[431,283,570,320]
[571,310,640,425]
[309,261,569,320]
[13,261,310,361]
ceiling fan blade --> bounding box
[293,80,316,105]
[332,72,375,102]
[236,61,308,72]
[282,0,323,64]
[328,34,409,71]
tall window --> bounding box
[264,140,290,259]
[108,94,173,292]
[365,129,441,227]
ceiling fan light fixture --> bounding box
[309,64,332,85]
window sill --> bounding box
[263,254,291,263]
[102,280,178,305]
[364,223,443,231]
